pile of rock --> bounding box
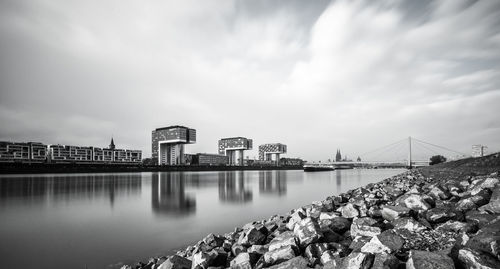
[122,170,500,269]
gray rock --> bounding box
[268,231,298,251]
[465,210,499,228]
[392,217,427,232]
[320,250,340,266]
[230,252,252,269]
[381,205,411,222]
[231,244,247,256]
[340,251,374,269]
[469,177,499,195]
[406,250,454,269]
[428,186,451,200]
[286,209,306,230]
[158,255,192,269]
[458,248,500,269]
[304,243,329,265]
[435,220,475,233]
[395,193,434,212]
[360,230,404,254]
[465,219,500,259]
[263,246,296,266]
[293,217,322,247]
[248,245,268,255]
[191,250,218,269]
[263,256,308,269]
[238,227,267,246]
[425,208,456,223]
[349,236,372,251]
[371,253,399,269]
[478,185,500,213]
[329,216,351,234]
[341,203,360,218]
[319,212,338,220]
[350,217,381,237]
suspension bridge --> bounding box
[306,137,468,170]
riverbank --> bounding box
[120,153,500,269]
[0,163,302,174]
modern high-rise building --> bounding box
[218,137,252,165]
[152,125,196,165]
[472,145,487,158]
[258,143,287,165]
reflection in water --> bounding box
[0,174,142,206]
[151,173,196,216]
[218,171,252,203]
[336,170,341,190]
[258,171,287,196]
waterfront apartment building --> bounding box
[192,153,229,166]
[0,140,141,164]
[258,143,287,165]
[152,125,196,165]
[0,141,48,163]
[218,137,253,165]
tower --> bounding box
[109,137,115,150]
[152,126,196,165]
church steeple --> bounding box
[109,137,115,150]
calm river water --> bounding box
[0,169,405,269]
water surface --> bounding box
[0,169,405,269]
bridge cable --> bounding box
[412,137,466,156]
[358,138,408,159]
[363,139,407,162]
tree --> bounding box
[429,155,446,165]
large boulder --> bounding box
[435,220,476,233]
[395,193,434,212]
[158,255,192,269]
[478,186,500,213]
[328,216,351,234]
[458,248,500,269]
[350,217,382,238]
[191,250,218,269]
[381,205,411,222]
[465,219,500,259]
[304,243,329,265]
[406,250,454,269]
[469,177,499,195]
[238,226,267,246]
[268,231,298,251]
[293,217,323,247]
[428,186,451,200]
[425,208,456,224]
[360,230,404,254]
[371,253,399,269]
[392,217,427,232]
[230,252,252,269]
[465,210,499,228]
[263,256,308,269]
[263,245,296,266]
[341,203,360,218]
[340,251,374,269]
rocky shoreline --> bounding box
[121,154,500,269]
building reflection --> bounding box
[0,174,142,206]
[258,171,287,196]
[336,170,342,191]
[218,171,252,203]
[151,173,196,216]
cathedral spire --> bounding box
[109,137,115,150]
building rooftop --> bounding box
[219,137,251,141]
[155,125,194,131]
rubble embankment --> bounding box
[122,153,500,269]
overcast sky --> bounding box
[1,0,499,162]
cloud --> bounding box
[0,0,499,161]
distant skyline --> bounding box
[1,0,499,162]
